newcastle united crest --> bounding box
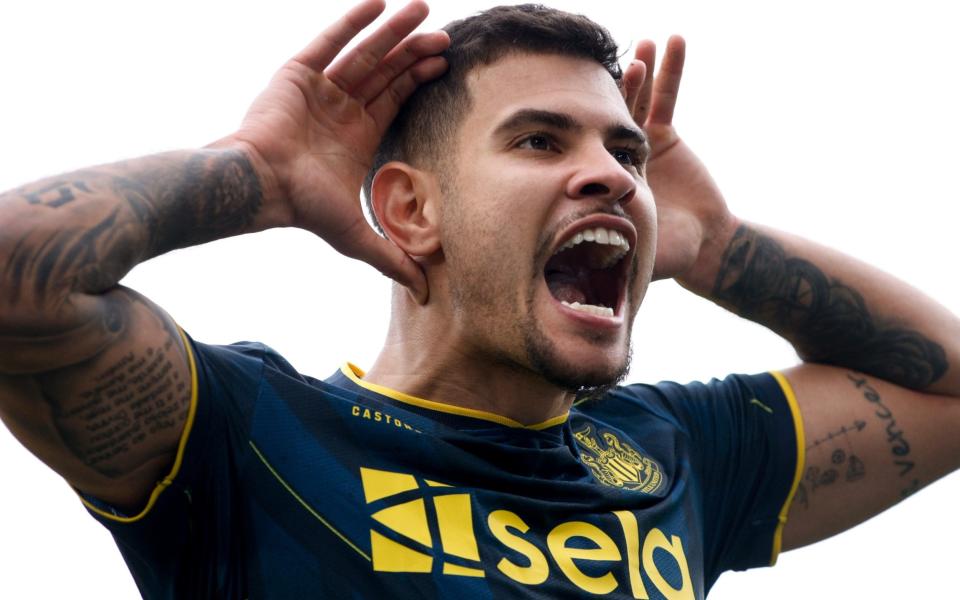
[574,425,664,494]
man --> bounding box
[1,1,960,593]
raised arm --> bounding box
[627,37,960,549]
[0,0,447,510]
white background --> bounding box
[2,0,959,598]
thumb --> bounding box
[333,226,429,304]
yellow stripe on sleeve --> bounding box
[81,326,200,523]
[768,370,806,565]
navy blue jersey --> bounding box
[82,335,803,599]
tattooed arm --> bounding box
[692,225,960,548]
[0,152,266,509]
[630,38,960,550]
[0,0,447,510]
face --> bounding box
[438,52,657,392]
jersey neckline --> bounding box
[335,362,570,432]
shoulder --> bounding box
[188,337,308,386]
[575,372,793,433]
[601,372,788,409]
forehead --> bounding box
[461,53,632,136]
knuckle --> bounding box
[351,47,382,75]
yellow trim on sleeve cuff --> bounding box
[768,370,806,566]
[341,363,568,431]
[81,327,200,523]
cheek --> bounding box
[440,202,514,300]
[633,190,659,263]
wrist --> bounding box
[674,211,742,297]
[206,135,293,230]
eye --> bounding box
[610,148,642,168]
[516,133,558,152]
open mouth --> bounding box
[544,225,631,319]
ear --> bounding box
[371,162,441,257]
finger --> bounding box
[335,225,429,303]
[326,0,431,92]
[647,35,686,126]
[631,40,657,126]
[351,30,450,104]
[366,55,448,132]
[293,0,387,72]
[622,59,647,123]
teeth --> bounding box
[561,301,615,317]
[556,226,631,257]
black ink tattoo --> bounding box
[47,309,189,478]
[847,454,866,482]
[848,373,919,498]
[901,479,921,499]
[798,417,869,511]
[1,150,253,485]
[806,419,866,450]
[713,226,947,389]
[3,149,262,308]
[797,453,867,510]
[804,465,843,493]
[795,482,809,509]
[21,180,91,208]
[894,459,914,476]
[113,151,262,258]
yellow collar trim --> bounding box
[341,363,569,431]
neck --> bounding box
[364,285,574,427]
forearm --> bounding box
[0,145,280,371]
[679,221,960,394]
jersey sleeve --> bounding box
[600,372,803,584]
[78,331,270,599]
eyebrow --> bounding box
[493,108,647,146]
[606,124,648,147]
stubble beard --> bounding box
[445,228,634,397]
[520,235,640,395]
[441,174,634,399]
[519,285,633,396]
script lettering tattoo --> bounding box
[45,305,190,478]
[713,226,947,389]
[848,373,920,498]
[2,150,262,307]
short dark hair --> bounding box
[363,4,623,232]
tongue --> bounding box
[546,271,588,304]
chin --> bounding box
[522,321,632,393]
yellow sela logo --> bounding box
[360,467,695,599]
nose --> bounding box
[565,142,637,206]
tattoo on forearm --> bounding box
[713,226,947,390]
[113,151,263,257]
[848,373,919,498]
[3,150,262,307]
[22,180,91,208]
